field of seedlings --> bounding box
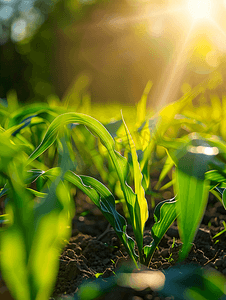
[1,72,226,300]
[2,0,226,300]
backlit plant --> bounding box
[1,72,226,299]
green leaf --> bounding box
[0,226,31,300]
[7,104,63,129]
[0,134,74,300]
[0,155,34,300]
[0,168,61,200]
[143,199,177,265]
[159,180,175,191]
[27,112,146,264]
[175,165,209,261]
[155,155,174,190]
[136,80,152,127]
[26,188,47,198]
[64,170,138,266]
[28,113,116,163]
[140,138,156,191]
[0,133,28,179]
[30,179,74,300]
[212,221,226,239]
[205,170,226,183]
[122,115,148,260]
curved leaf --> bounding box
[27,113,144,263]
[143,199,177,265]
[64,170,138,266]
[7,104,62,129]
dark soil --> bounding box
[51,191,226,300]
[1,190,226,300]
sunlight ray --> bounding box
[107,6,184,28]
[99,0,225,112]
[209,19,226,49]
[155,22,195,111]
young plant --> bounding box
[150,72,226,261]
[0,109,177,274]
[0,132,75,300]
[1,74,225,299]
[25,112,177,267]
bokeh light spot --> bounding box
[0,5,13,20]
[188,145,219,155]
[11,18,27,42]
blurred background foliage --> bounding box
[1,0,226,108]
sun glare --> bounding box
[187,0,212,20]
[104,0,226,111]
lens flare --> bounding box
[187,0,212,20]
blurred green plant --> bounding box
[0,132,75,300]
[151,71,226,261]
[0,96,176,300]
[1,72,226,299]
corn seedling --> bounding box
[1,72,226,299]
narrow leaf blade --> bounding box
[175,165,209,261]
[143,199,177,265]
[65,171,138,266]
[122,115,148,256]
